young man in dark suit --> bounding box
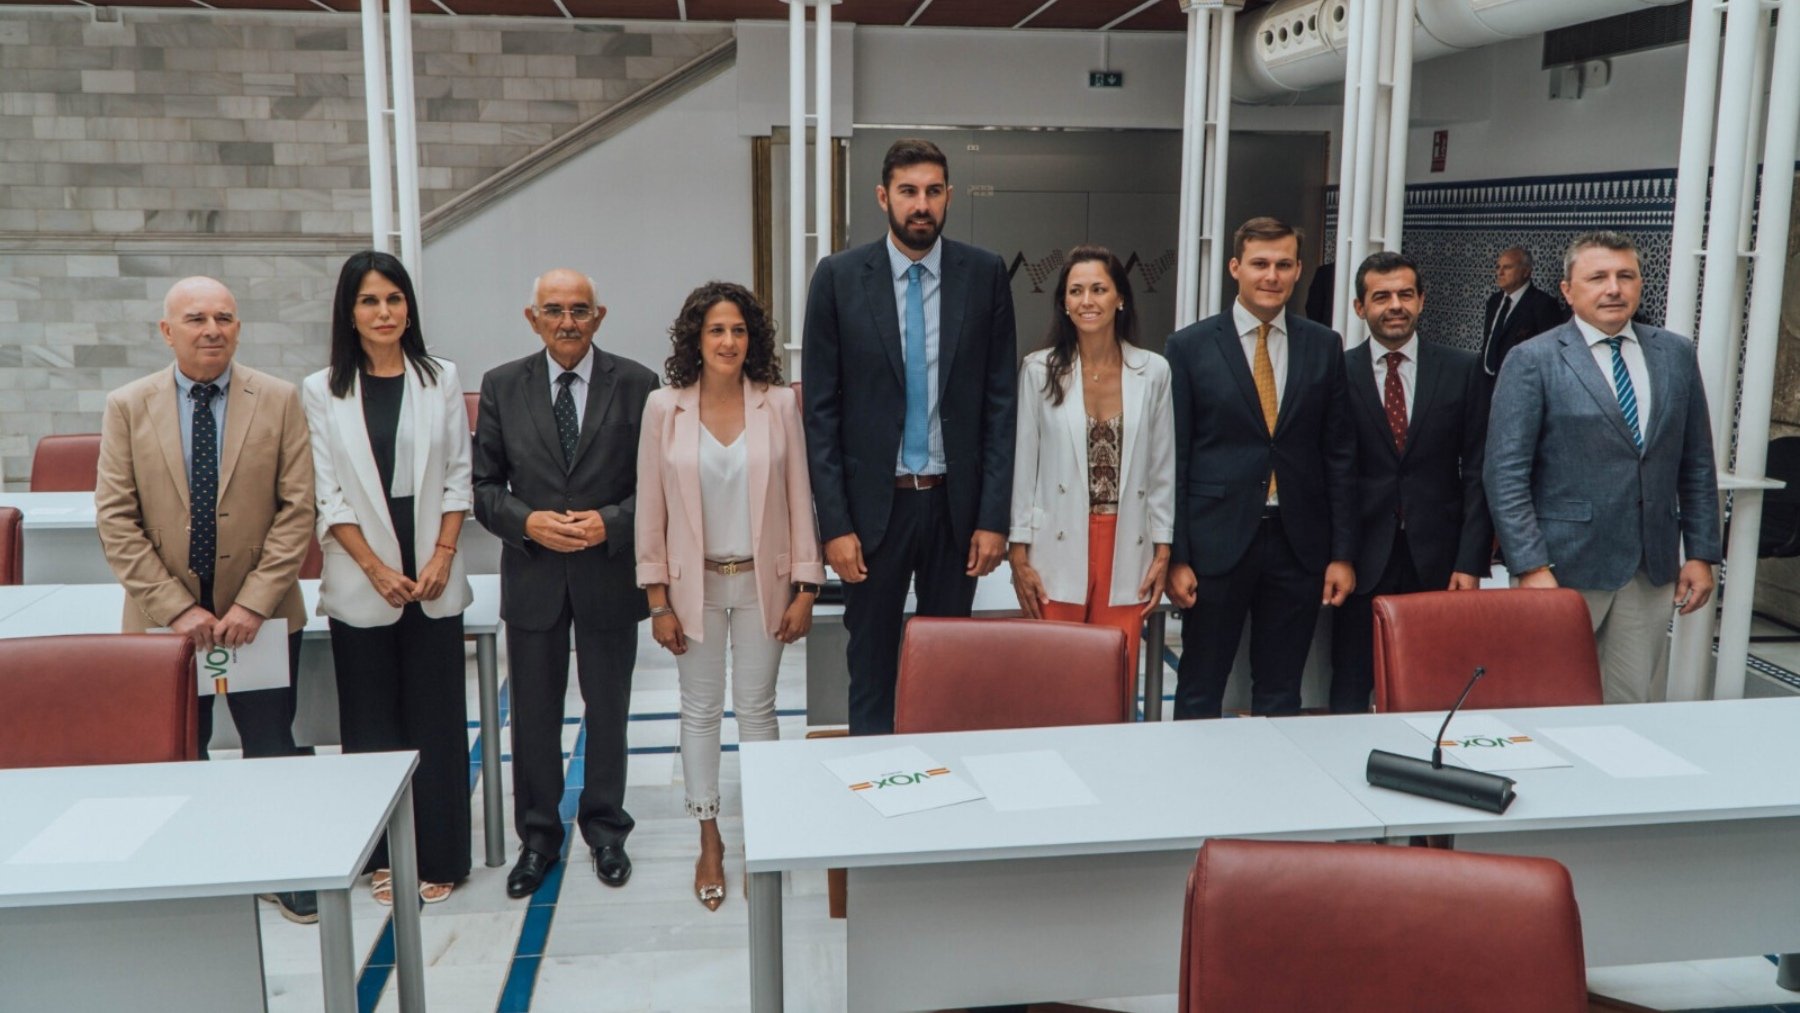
[803,138,1018,736]
[1166,217,1358,718]
[1481,246,1568,384]
[1330,251,1493,713]
[473,268,658,898]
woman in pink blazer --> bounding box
[636,281,824,910]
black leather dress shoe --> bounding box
[506,848,557,899]
[593,843,632,887]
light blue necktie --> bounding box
[902,262,929,473]
[1605,336,1644,452]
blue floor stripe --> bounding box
[496,721,588,1013]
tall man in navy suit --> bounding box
[803,138,1017,735]
[1485,231,1721,702]
[1166,217,1358,718]
[1332,251,1493,713]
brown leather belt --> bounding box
[895,473,946,490]
[704,557,754,575]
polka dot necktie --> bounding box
[189,382,221,583]
[1382,351,1409,454]
[554,371,580,466]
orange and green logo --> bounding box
[1438,734,1533,749]
[201,644,233,694]
[850,767,954,791]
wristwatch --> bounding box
[793,582,821,595]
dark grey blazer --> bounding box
[1483,320,1721,590]
[1344,340,1492,593]
[1167,310,1358,577]
[472,348,658,631]
[802,236,1018,554]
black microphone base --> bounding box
[1366,750,1517,814]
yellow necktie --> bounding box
[1253,322,1278,499]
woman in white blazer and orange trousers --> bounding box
[1010,245,1175,689]
[303,250,473,903]
[637,281,824,910]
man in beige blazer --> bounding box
[95,278,316,917]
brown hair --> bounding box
[881,138,949,186]
[1039,245,1138,407]
[662,281,782,389]
[1232,216,1303,259]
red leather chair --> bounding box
[464,391,480,433]
[1373,588,1603,713]
[29,433,102,491]
[1180,838,1588,1012]
[0,506,21,585]
[0,634,199,766]
[894,617,1132,734]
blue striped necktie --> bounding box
[902,262,928,473]
[1604,336,1643,451]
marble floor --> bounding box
[237,618,1800,1012]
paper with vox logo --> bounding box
[1402,713,1573,773]
[823,745,985,818]
[151,618,289,697]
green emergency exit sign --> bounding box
[1089,71,1124,88]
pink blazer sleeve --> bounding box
[634,390,672,587]
[778,387,825,583]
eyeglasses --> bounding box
[536,304,597,322]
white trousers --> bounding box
[1577,568,1674,704]
[674,569,785,819]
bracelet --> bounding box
[435,542,457,554]
[792,582,821,595]
[648,605,674,617]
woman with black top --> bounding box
[303,250,474,903]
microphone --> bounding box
[1366,665,1517,814]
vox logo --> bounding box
[849,767,953,791]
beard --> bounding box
[888,207,943,252]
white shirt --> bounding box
[699,427,753,560]
[1232,299,1288,412]
[887,235,947,476]
[544,346,595,429]
[1490,283,1526,338]
[1573,316,1652,438]
[1367,333,1419,420]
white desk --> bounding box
[0,574,512,868]
[1270,699,1800,965]
[0,752,425,1012]
[740,719,1386,1011]
[806,561,1179,723]
[0,491,500,583]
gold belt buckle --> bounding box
[717,559,740,575]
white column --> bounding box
[1712,0,1800,699]
[813,0,836,272]
[787,0,806,376]
[1176,3,1213,329]
[1343,0,1385,346]
[1331,0,1368,336]
[358,0,392,254]
[1202,5,1237,318]
[1380,0,1415,255]
[388,0,422,284]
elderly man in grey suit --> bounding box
[1484,231,1721,702]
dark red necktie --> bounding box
[1383,351,1408,453]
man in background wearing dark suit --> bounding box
[803,138,1017,736]
[1331,252,1493,713]
[1485,232,1720,702]
[474,268,658,898]
[1481,246,1567,384]
[1166,217,1358,718]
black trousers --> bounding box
[195,581,301,759]
[1329,530,1423,714]
[329,605,471,883]
[844,486,978,736]
[506,595,638,855]
[1175,515,1322,719]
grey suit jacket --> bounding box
[1483,320,1721,590]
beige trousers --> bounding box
[1576,568,1674,704]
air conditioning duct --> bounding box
[1235,0,1685,101]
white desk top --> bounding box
[0,491,97,530]
[0,584,60,622]
[0,751,415,908]
[0,574,500,639]
[741,719,1386,873]
[1270,698,1800,837]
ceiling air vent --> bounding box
[1542,0,1692,67]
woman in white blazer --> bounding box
[1010,245,1175,687]
[303,250,473,904]
[637,281,823,911]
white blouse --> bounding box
[699,426,752,560]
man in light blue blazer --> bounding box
[1484,231,1721,702]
